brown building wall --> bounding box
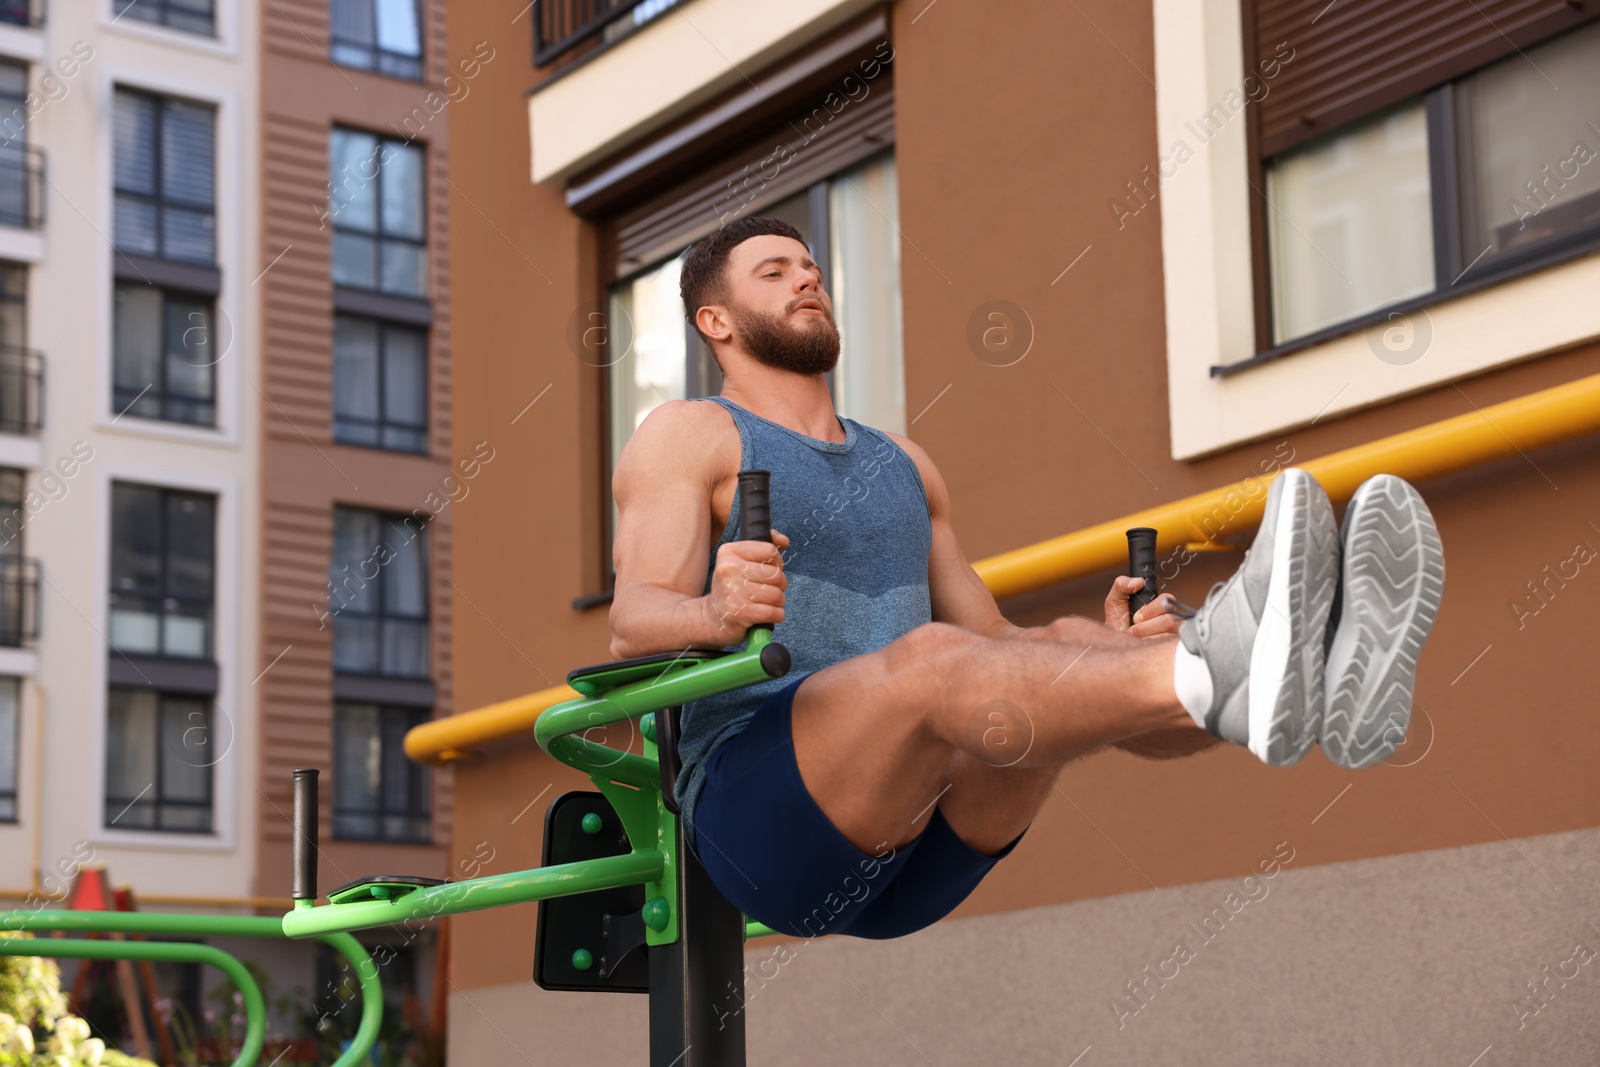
[254,0,457,896]
[444,0,1600,1001]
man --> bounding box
[608,216,1445,941]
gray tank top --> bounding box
[675,395,934,850]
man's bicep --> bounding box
[612,407,715,600]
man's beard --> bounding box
[730,298,840,375]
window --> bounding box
[329,129,426,297]
[0,469,36,648]
[113,284,215,425]
[1262,19,1600,348]
[0,60,24,149]
[331,0,423,81]
[113,89,216,265]
[0,264,40,437]
[0,262,22,349]
[1267,104,1434,343]
[330,506,429,678]
[0,677,17,822]
[604,149,904,560]
[332,702,430,841]
[333,315,427,452]
[108,484,215,660]
[113,88,218,426]
[104,688,213,832]
[113,0,215,37]
[0,61,40,230]
[0,2,39,30]
[1454,21,1600,272]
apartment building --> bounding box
[0,0,455,1036]
[0,0,264,905]
[440,0,1600,1063]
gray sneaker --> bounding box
[1177,468,1338,767]
[1321,475,1445,769]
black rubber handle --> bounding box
[292,768,318,901]
[737,469,772,543]
[1126,527,1159,624]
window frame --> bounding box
[329,505,431,680]
[111,280,218,427]
[108,481,216,662]
[0,675,17,823]
[111,0,217,38]
[1234,20,1600,375]
[330,0,425,82]
[331,313,430,454]
[102,686,216,834]
[329,127,428,299]
[112,86,218,266]
[330,701,432,844]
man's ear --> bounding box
[696,303,733,345]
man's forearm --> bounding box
[609,588,726,659]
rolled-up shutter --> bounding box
[1248,0,1600,157]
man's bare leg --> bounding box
[789,616,1199,856]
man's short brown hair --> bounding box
[679,216,808,349]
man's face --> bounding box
[719,234,840,375]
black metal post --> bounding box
[648,819,747,1067]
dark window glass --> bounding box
[330,0,423,81]
[0,261,23,348]
[113,282,216,426]
[0,59,25,149]
[0,676,17,822]
[0,265,34,437]
[0,2,35,30]
[0,60,33,228]
[113,0,216,37]
[104,688,213,832]
[114,88,216,265]
[332,315,427,452]
[332,702,430,842]
[0,468,20,556]
[329,129,426,297]
[109,483,214,660]
[329,506,429,678]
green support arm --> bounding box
[0,910,382,1067]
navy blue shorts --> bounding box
[685,671,1028,940]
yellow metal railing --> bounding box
[406,370,1600,764]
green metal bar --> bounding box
[744,921,778,940]
[1,910,284,937]
[281,851,665,938]
[534,640,777,761]
[320,932,384,1067]
[0,911,384,1067]
[0,937,264,1067]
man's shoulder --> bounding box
[617,399,740,487]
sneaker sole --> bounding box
[1322,475,1445,769]
[1247,469,1338,767]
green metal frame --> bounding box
[0,937,265,1067]
[281,629,785,947]
[0,911,382,1067]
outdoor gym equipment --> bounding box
[282,468,790,1066]
[0,472,1164,1066]
[0,911,383,1067]
[276,469,1166,1066]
